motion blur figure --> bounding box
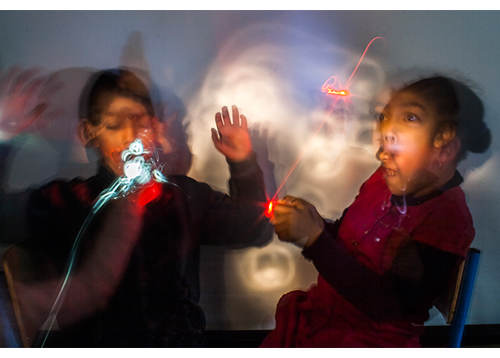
[262,75,491,347]
[0,67,271,347]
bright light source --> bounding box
[124,161,142,179]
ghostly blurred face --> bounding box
[93,96,157,176]
[376,90,441,197]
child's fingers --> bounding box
[221,106,230,126]
[214,111,223,132]
[281,195,302,208]
[231,105,240,127]
[273,222,292,240]
[273,204,295,215]
[211,128,221,147]
[240,114,248,131]
[282,195,297,203]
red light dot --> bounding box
[265,200,275,218]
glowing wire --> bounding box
[266,37,384,210]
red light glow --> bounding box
[137,181,162,207]
[265,200,275,218]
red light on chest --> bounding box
[138,181,162,207]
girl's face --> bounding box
[376,90,442,197]
[92,96,157,176]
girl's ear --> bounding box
[434,124,461,163]
[434,124,456,150]
[150,116,161,134]
[151,116,173,152]
[77,119,98,147]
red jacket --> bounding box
[262,166,475,347]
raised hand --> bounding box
[211,105,252,161]
[0,67,57,141]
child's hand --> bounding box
[270,195,325,248]
[0,67,58,141]
[211,105,252,161]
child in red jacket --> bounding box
[263,76,491,347]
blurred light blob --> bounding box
[186,23,385,328]
[238,244,295,291]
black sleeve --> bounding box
[178,152,272,248]
[302,211,461,322]
[226,152,267,203]
[24,179,89,273]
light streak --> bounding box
[39,138,181,347]
[266,37,384,214]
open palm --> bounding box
[211,105,252,161]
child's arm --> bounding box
[187,105,271,247]
[303,223,461,322]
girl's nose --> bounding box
[383,133,397,144]
[376,131,398,161]
[379,118,398,144]
[122,122,140,146]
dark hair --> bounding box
[398,76,491,160]
[79,68,155,125]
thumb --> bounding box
[211,128,221,146]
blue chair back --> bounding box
[446,248,481,348]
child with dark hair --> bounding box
[0,67,271,347]
[261,75,491,347]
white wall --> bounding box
[1,10,498,328]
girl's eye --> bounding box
[405,114,419,122]
[106,124,120,130]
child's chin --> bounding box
[385,179,407,196]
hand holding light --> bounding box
[270,196,325,248]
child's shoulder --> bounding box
[414,186,474,256]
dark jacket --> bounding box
[1,143,271,347]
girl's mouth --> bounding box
[110,149,125,164]
[385,168,397,177]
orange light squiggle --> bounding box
[264,37,385,217]
[322,87,350,96]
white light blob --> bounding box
[238,243,295,291]
[124,160,143,180]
